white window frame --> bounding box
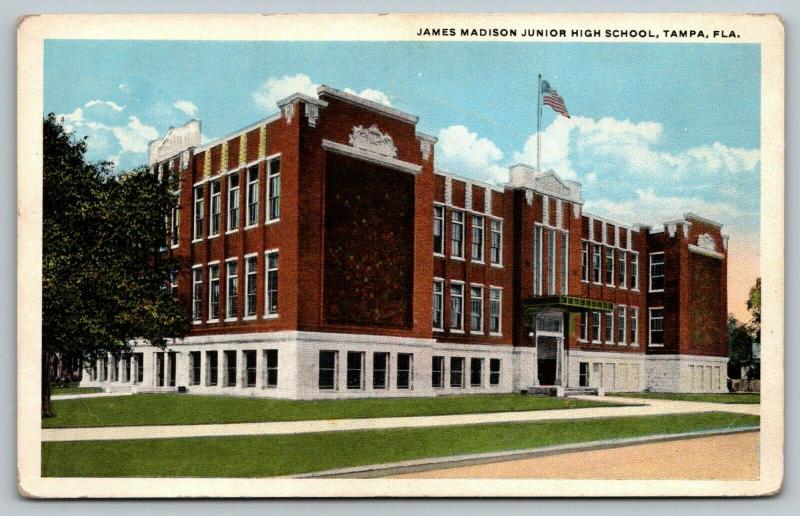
[630,307,639,347]
[605,246,615,287]
[207,261,220,323]
[451,210,464,259]
[489,286,502,336]
[490,218,503,267]
[649,307,665,347]
[432,278,444,331]
[649,252,665,293]
[244,253,258,320]
[192,185,204,242]
[191,265,202,324]
[227,171,240,232]
[264,249,279,317]
[209,179,221,238]
[579,312,588,342]
[630,252,640,291]
[225,258,238,321]
[604,311,614,344]
[617,305,627,345]
[266,157,281,223]
[450,280,465,333]
[246,165,259,229]
[581,240,589,282]
[591,311,601,343]
[534,226,543,295]
[470,284,484,334]
[618,250,627,289]
[170,205,179,248]
[471,215,484,263]
[592,244,602,284]
[560,231,569,295]
[547,228,557,295]
[433,204,445,256]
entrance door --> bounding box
[168,352,177,387]
[537,336,558,385]
[579,362,589,387]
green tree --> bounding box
[747,277,761,342]
[727,314,753,379]
[43,114,189,417]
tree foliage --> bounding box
[747,277,761,342]
[42,114,189,416]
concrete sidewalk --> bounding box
[51,392,133,401]
[41,395,759,442]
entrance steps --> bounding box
[523,386,605,398]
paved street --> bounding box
[388,431,760,480]
[41,395,759,442]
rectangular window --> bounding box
[432,280,444,330]
[170,270,178,298]
[265,251,279,315]
[580,312,588,341]
[451,210,464,258]
[470,358,484,387]
[227,172,240,231]
[592,244,602,284]
[560,231,568,294]
[470,285,483,333]
[209,179,221,236]
[450,283,464,330]
[224,350,237,387]
[581,241,589,281]
[318,350,338,390]
[547,229,557,295]
[124,357,131,383]
[206,351,218,386]
[649,308,664,346]
[631,307,639,346]
[193,186,204,240]
[450,357,465,388]
[245,256,257,317]
[490,219,502,265]
[208,264,220,321]
[471,215,484,261]
[489,358,501,386]
[244,350,257,388]
[649,253,665,292]
[246,165,259,227]
[267,158,281,221]
[433,205,445,255]
[373,352,389,389]
[604,312,614,343]
[617,306,627,344]
[226,260,238,319]
[534,226,543,295]
[432,356,445,388]
[135,353,144,384]
[605,247,615,285]
[579,362,589,387]
[592,311,601,342]
[346,351,365,390]
[170,206,179,246]
[631,253,639,290]
[264,349,278,388]
[397,353,413,389]
[192,267,202,322]
[489,287,502,334]
[618,250,627,288]
[190,351,201,385]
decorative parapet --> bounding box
[258,125,267,158]
[239,132,248,165]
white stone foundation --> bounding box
[645,354,729,393]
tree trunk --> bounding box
[42,350,53,418]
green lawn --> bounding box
[50,386,102,396]
[43,393,624,429]
[41,412,759,477]
[609,392,760,404]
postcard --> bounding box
[17,12,784,497]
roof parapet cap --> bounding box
[317,85,419,124]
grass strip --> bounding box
[609,392,760,404]
[42,411,759,477]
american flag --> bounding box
[541,80,571,118]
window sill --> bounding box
[224,317,238,323]
[490,263,503,268]
[207,319,220,324]
[451,256,466,262]
[265,218,280,225]
[471,260,485,265]
[225,228,239,235]
[648,344,664,348]
[192,320,203,325]
[578,339,588,343]
[489,332,503,337]
[245,224,258,231]
[263,313,279,319]
[450,329,465,334]
[649,289,664,293]
[170,244,179,250]
[434,253,445,259]
[433,327,444,332]
[191,238,203,244]
[242,316,257,321]
[631,343,640,347]
[208,234,220,240]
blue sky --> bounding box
[44,40,761,317]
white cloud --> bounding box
[111,116,159,154]
[252,73,393,110]
[85,99,126,112]
[343,87,392,106]
[173,100,199,118]
[436,125,508,184]
[56,108,84,132]
[252,73,318,110]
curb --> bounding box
[294,426,760,478]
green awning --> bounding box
[523,295,614,313]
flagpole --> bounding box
[536,74,542,172]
